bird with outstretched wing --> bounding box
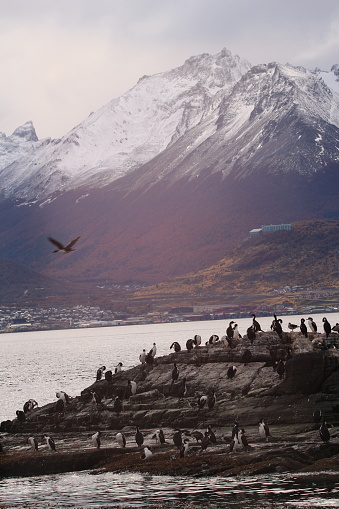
[48,236,80,253]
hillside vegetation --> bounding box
[134,220,339,301]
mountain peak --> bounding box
[11,121,38,142]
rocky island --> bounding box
[1,329,339,479]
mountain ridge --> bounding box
[0,49,339,289]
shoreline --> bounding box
[1,424,339,479]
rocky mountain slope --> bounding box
[134,219,339,304]
[1,219,338,308]
[0,50,338,288]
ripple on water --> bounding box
[1,471,339,509]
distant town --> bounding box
[1,285,338,333]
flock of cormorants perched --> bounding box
[1,313,337,460]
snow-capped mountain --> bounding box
[1,49,339,290]
[0,49,251,200]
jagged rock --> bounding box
[4,331,339,435]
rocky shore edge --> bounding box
[1,329,339,479]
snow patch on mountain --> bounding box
[0,49,251,200]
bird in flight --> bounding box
[48,236,80,253]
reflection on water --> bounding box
[1,471,339,508]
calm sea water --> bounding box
[1,312,339,508]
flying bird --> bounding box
[48,236,80,253]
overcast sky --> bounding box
[1,0,338,139]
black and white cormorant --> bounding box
[308,317,317,333]
[170,341,181,352]
[207,391,216,410]
[258,418,271,441]
[251,313,262,332]
[272,314,283,338]
[300,318,308,338]
[226,321,235,339]
[115,362,123,374]
[113,396,123,414]
[44,435,56,451]
[319,419,330,443]
[227,365,237,379]
[246,325,256,344]
[173,429,183,448]
[91,431,101,449]
[198,395,208,409]
[323,317,332,338]
[27,436,38,451]
[193,334,201,347]
[207,424,217,444]
[96,366,106,381]
[239,428,250,450]
[141,446,153,460]
[186,339,194,351]
[171,363,179,384]
[116,432,126,448]
[178,378,187,400]
[135,426,144,447]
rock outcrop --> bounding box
[1,330,339,478]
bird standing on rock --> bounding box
[170,341,181,352]
[300,318,308,338]
[239,428,250,450]
[151,343,157,357]
[207,424,217,444]
[91,431,101,449]
[313,409,322,424]
[139,349,146,364]
[16,410,26,422]
[96,366,106,381]
[178,378,187,400]
[127,380,137,397]
[115,362,123,374]
[113,396,123,414]
[116,432,126,448]
[246,326,256,344]
[180,439,189,457]
[319,419,330,443]
[226,321,235,339]
[173,429,183,448]
[323,317,332,338]
[251,314,262,332]
[193,334,201,347]
[186,339,194,351]
[171,363,179,384]
[232,324,241,340]
[27,436,38,451]
[200,432,211,452]
[229,433,240,453]
[271,315,283,338]
[207,391,216,410]
[308,317,317,333]
[135,426,144,447]
[227,365,237,379]
[153,429,165,445]
[198,395,208,409]
[44,435,56,451]
[288,322,298,333]
[259,418,271,441]
[276,359,285,379]
[141,446,153,460]
[91,391,102,407]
